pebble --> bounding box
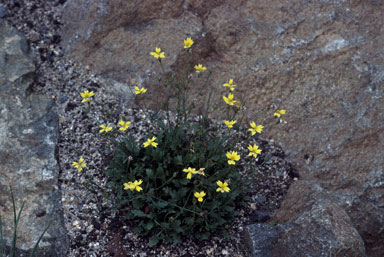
[0,4,8,18]
[222,249,229,255]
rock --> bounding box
[272,178,384,256]
[249,210,270,223]
[60,1,384,255]
[96,77,135,107]
[272,200,366,257]
[244,223,284,257]
[0,4,7,18]
[245,200,366,257]
[0,19,68,256]
[60,0,201,84]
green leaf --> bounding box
[198,231,210,240]
[174,155,183,165]
[146,169,154,179]
[179,178,189,185]
[132,198,144,209]
[223,206,234,213]
[160,222,170,230]
[156,166,165,177]
[149,235,160,247]
[171,220,183,233]
[145,222,154,231]
[177,187,189,199]
[171,233,181,243]
[133,226,143,234]
[155,201,168,209]
[131,209,148,218]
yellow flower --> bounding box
[226,151,240,165]
[234,100,241,108]
[194,191,206,202]
[274,109,286,118]
[196,168,206,176]
[72,157,86,172]
[184,37,194,49]
[124,180,143,192]
[183,167,197,179]
[223,93,236,106]
[99,124,113,133]
[123,181,135,191]
[80,90,94,103]
[150,47,165,59]
[224,120,237,129]
[143,136,158,148]
[118,120,131,131]
[223,79,236,91]
[133,180,143,191]
[248,144,262,158]
[216,180,230,193]
[135,86,147,95]
[248,122,263,135]
[194,64,207,73]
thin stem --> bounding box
[126,84,154,125]
[149,195,200,215]
[159,60,166,74]
[153,173,177,191]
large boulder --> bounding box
[0,19,68,256]
[60,0,384,255]
[245,199,367,257]
[272,199,367,257]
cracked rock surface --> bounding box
[0,18,68,257]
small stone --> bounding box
[29,31,40,42]
[254,195,266,204]
[250,210,270,223]
[59,95,68,104]
[0,4,7,18]
[221,249,229,255]
[73,220,81,229]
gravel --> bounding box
[2,1,296,256]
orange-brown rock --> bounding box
[61,0,384,255]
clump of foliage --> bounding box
[106,119,247,245]
[73,37,286,246]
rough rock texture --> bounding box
[0,19,68,256]
[60,0,384,256]
[273,200,366,257]
[246,200,366,257]
[244,223,283,257]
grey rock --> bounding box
[253,195,267,204]
[0,19,34,88]
[273,180,381,256]
[249,210,270,223]
[244,223,285,257]
[271,200,366,257]
[0,19,68,256]
[97,77,135,107]
[59,95,68,104]
[0,4,7,18]
[245,200,366,257]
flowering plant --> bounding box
[106,118,246,245]
[103,38,253,246]
[77,37,287,246]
